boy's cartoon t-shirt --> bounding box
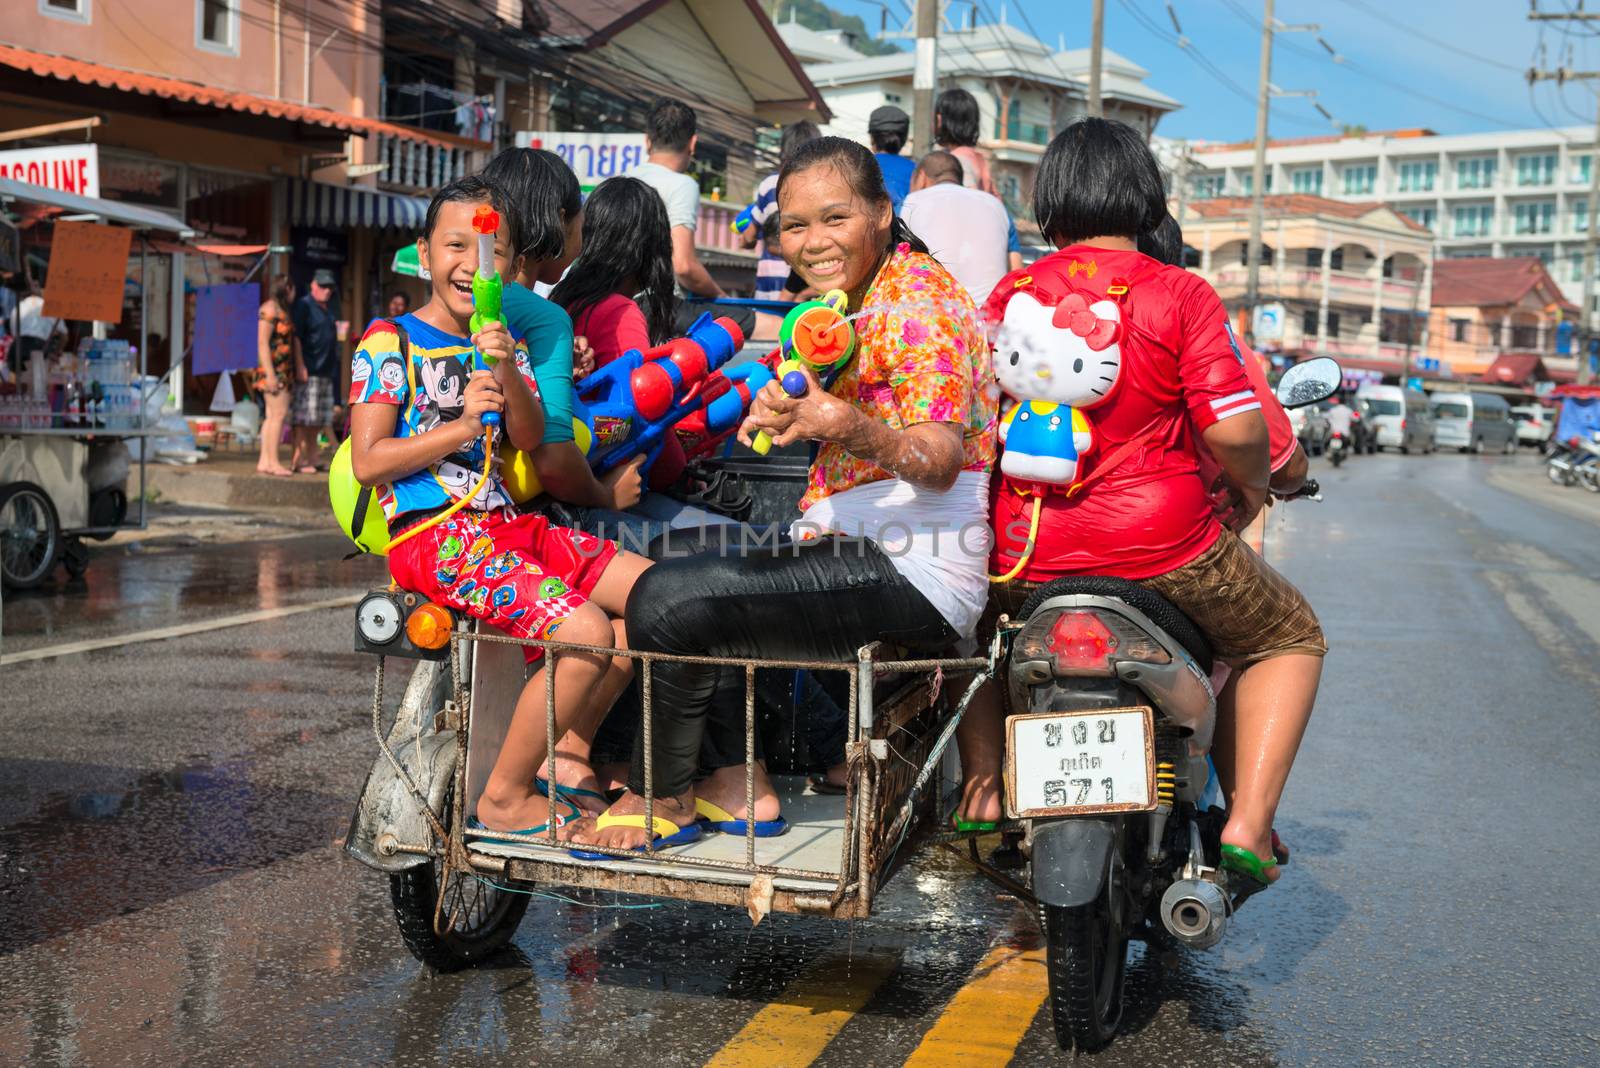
[348,314,534,523]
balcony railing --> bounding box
[376,133,482,193]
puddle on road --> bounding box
[0,758,345,955]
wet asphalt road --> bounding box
[2,451,1598,1067]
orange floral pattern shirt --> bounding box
[800,244,998,512]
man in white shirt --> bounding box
[625,100,725,301]
[899,151,1011,306]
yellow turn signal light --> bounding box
[406,602,453,650]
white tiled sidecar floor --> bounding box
[467,776,849,893]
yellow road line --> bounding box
[702,948,901,1068]
[901,939,1048,1067]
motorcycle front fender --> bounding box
[344,661,458,873]
[1031,818,1116,908]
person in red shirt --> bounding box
[958,120,1326,891]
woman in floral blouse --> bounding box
[568,137,997,853]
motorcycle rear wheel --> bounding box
[1042,853,1129,1051]
[389,784,529,971]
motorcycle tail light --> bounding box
[1014,607,1171,677]
[406,602,453,650]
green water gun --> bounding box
[469,205,503,428]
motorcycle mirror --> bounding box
[1276,357,1343,409]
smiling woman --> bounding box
[565,137,1000,855]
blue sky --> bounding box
[824,0,1592,143]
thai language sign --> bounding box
[43,220,132,324]
[516,132,647,191]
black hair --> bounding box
[269,272,294,311]
[779,121,822,168]
[646,98,697,154]
[387,289,409,305]
[1137,212,1184,266]
[549,176,676,346]
[915,150,963,185]
[1032,118,1167,248]
[870,127,906,155]
[934,88,981,148]
[422,175,500,241]
[480,147,581,263]
[778,136,929,256]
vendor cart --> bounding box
[0,177,191,589]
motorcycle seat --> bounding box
[1016,576,1214,675]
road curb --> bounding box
[145,462,329,511]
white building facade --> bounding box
[1179,126,1600,302]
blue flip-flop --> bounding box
[466,793,580,839]
[536,777,621,807]
[694,796,789,838]
[568,812,704,860]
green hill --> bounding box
[771,0,903,56]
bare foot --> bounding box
[565,788,696,849]
[542,756,610,819]
[956,768,1003,825]
[695,763,781,823]
[1221,823,1283,883]
[475,783,579,835]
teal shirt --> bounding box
[502,282,576,444]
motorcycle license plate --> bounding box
[1005,707,1156,818]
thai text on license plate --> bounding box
[1006,706,1156,818]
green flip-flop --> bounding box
[1219,843,1279,886]
[950,813,998,834]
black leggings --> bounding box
[624,536,957,798]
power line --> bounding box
[1330,0,1524,73]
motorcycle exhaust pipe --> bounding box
[1160,879,1230,949]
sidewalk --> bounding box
[144,451,331,511]
[1486,460,1600,525]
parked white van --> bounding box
[1430,391,1516,454]
[1357,385,1434,454]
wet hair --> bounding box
[481,147,582,263]
[646,98,697,154]
[779,121,822,168]
[777,136,928,255]
[1137,213,1185,266]
[550,176,676,346]
[935,88,981,148]
[422,175,501,241]
[915,150,963,185]
[269,272,293,310]
[1033,118,1167,248]
[870,126,906,156]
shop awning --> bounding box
[290,180,427,232]
[0,176,192,235]
[1484,353,1549,386]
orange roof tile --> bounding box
[1193,128,1437,154]
[1431,257,1579,312]
[0,44,463,149]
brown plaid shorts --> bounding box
[984,532,1326,665]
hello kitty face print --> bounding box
[993,291,1124,410]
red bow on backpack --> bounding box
[1051,292,1121,351]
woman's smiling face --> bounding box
[778,163,892,296]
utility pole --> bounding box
[1529,4,1600,382]
[1088,0,1105,118]
[913,0,939,155]
[1172,139,1191,227]
[1245,2,1319,319]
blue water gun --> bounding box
[731,203,759,235]
[575,313,746,479]
[674,360,776,461]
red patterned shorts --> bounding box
[387,508,618,663]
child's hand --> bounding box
[573,335,596,379]
[462,370,504,432]
[472,321,515,368]
[602,455,646,510]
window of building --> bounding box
[1450,318,1469,342]
[1327,312,1342,338]
[885,92,903,105]
[1516,153,1557,187]
[1341,164,1377,196]
[1397,160,1437,192]
[1237,243,1274,266]
[41,0,89,21]
[1452,204,1494,237]
[1290,167,1322,194]
[1568,252,1586,283]
[1511,323,1539,349]
[1512,201,1554,235]
[196,0,238,53]
[1192,174,1225,200]
[1574,198,1591,235]
[1330,247,1346,271]
[1572,153,1591,185]
[1456,156,1497,190]
[1239,171,1274,194]
[1399,205,1438,231]
[1301,309,1318,337]
[1306,248,1323,268]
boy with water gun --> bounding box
[345,175,652,837]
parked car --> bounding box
[1430,391,1517,454]
[1288,402,1332,455]
[1357,384,1434,454]
[1510,404,1554,448]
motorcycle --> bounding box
[1546,433,1600,489]
[1327,429,1348,468]
[993,356,1341,1051]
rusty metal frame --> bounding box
[429,625,986,920]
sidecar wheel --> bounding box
[389,785,528,971]
[1042,850,1129,1051]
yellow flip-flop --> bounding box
[568,811,703,860]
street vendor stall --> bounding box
[0,176,191,588]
